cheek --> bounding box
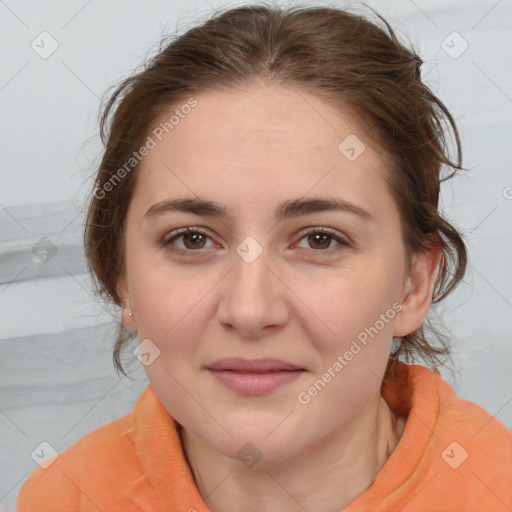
[127,248,221,340]
[288,259,401,352]
[293,265,398,428]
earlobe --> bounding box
[122,308,137,330]
[392,246,442,338]
[117,277,137,331]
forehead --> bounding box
[132,83,395,222]
[152,83,373,152]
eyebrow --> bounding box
[144,197,374,222]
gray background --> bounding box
[1,0,511,510]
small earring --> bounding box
[128,311,134,317]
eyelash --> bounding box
[161,226,350,256]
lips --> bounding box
[207,357,304,373]
[206,358,305,395]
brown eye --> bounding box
[181,232,207,249]
[307,232,332,249]
[162,227,215,252]
[295,228,349,253]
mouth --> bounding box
[206,358,305,395]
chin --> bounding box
[207,426,302,467]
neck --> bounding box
[179,393,406,512]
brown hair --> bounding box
[84,3,467,378]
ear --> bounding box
[392,245,442,337]
[117,275,137,331]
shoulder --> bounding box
[16,396,147,512]
[433,368,512,465]
[406,363,512,452]
[421,365,512,438]
[407,364,512,506]
[377,363,512,511]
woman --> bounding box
[16,4,512,511]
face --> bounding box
[119,82,430,463]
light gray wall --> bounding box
[1,1,511,510]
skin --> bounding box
[118,81,440,512]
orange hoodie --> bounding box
[16,362,512,511]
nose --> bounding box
[216,241,289,338]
